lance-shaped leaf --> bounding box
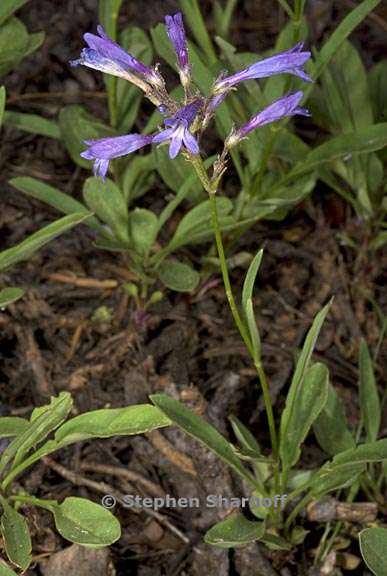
[150,394,257,486]
[280,301,331,472]
[359,338,381,442]
[280,362,329,469]
[0,499,32,571]
[0,392,73,475]
[313,382,355,456]
[0,213,91,272]
[0,288,24,308]
[310,439,387,497]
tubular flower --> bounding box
[70,25,162,89]
[152,99,202,159]
[80,134,153,178]
[214,42,312,94]
[165,12,190,78]
[226,92,309,148]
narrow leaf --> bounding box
[83,177,129,245]
[0,0,30,27]
[359,338,381,442]
[1,500,32,571]
[4,111,60,139]
[54,404,170,446]
[280,363,329,469]
[0,212,90,272]
[10,177,102,232]
[279,301,331,470]
[0,288,24,308]
[313,382,355,455]
[0,86,5,127]
[0,418,29,438]
[242,249,263,314]
[150,394,256,486]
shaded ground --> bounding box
[1,1,387,574]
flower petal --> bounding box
[182,128,199,155]
[169,132,184,159]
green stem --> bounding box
[189,154,280,494]
[10,494,57,511]
[284,492,311,534]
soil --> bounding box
[1,1,386,575]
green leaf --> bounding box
[313,382,355,456]
[116,26,153,130]
[153,144,202,198]
[321,40,373,133]
[0,392,73,474]
[0,287,24,308]
[54,404,170,447]
[280,363,329,469]
[128,208,158,256]
[119,154,155,204]
[0,17,29,75]
[168,197,233,251]
[1,405,171,491]
[10,177,103,233]
[312,0,381,82]
[50,497,120,547]
[204,514,264,548]
[359,338,381,442]
[370,231,387,251]
[0,0,29,26]
[83,177,129,245]
[0,417,29,438]
[289,124,387,179]
[242,249,263,314]
[24,30,44,57]
[0,499,32,571]
[157,259,200,292]
[279,301,331,471]
[180,0,217,63]
[369,61,387,121]
[0,561,18,575]
[0,212,90,272]
[359,527,387,576]
[0,86,5,127]
[150,394,256,486]
[98,0,123,38]
[229,416,261,456]
[245,298,261,359]
[59,106,115,167]
[4,111,60,138]
[310,438,387,497]
[241,249,264,352]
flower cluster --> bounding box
[71,13,311,178]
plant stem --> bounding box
[189,154,280,493]
[284,492,311,534]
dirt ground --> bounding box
[1,1,386,574]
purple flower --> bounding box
[214,42,312,93]
[226,91,309,147]
[152,99,202,158]
[81,134,153,178]
[165,12,190,74]
[70,25,161,87]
